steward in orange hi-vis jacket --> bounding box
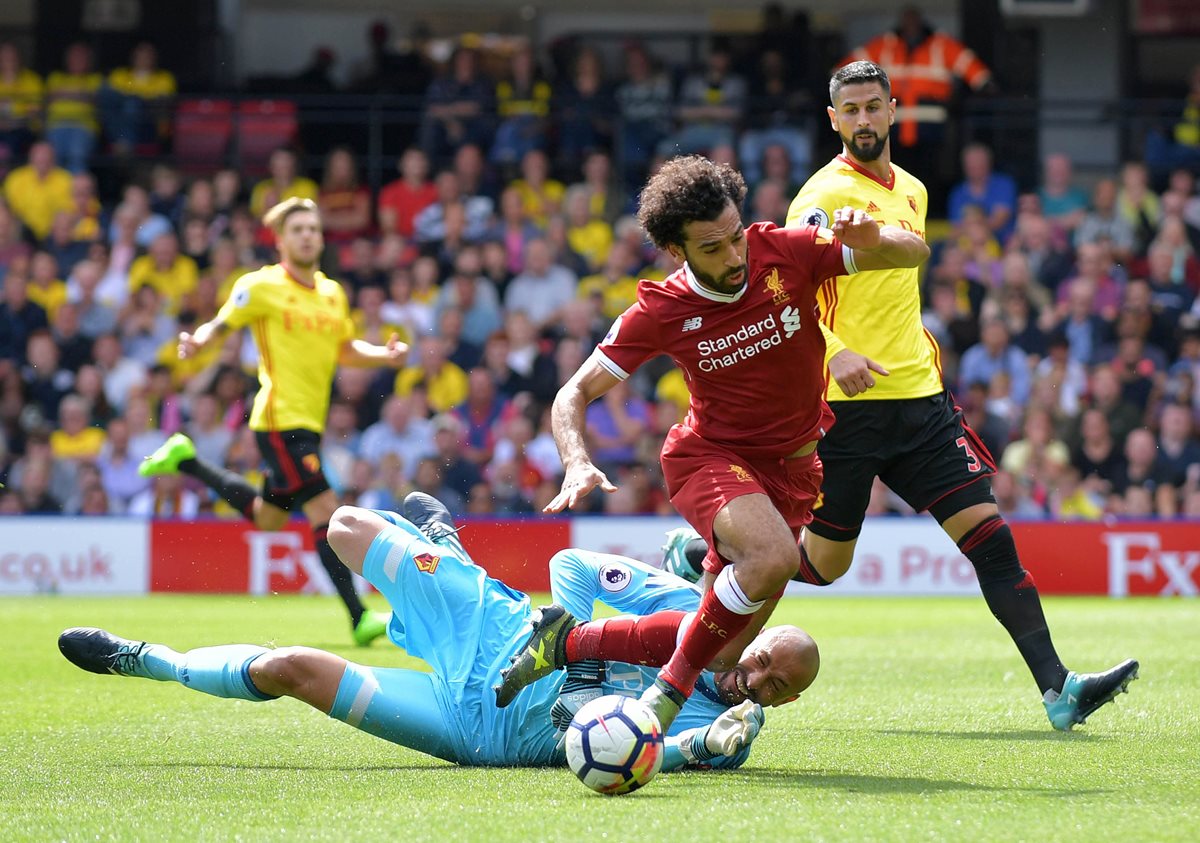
[841,7,991,148]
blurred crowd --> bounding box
[1,9,1200,523]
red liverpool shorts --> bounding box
[659,424,823,575]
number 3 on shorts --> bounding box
[956,436,982,473]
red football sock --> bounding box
[659,574,760,697]
[564,611,688,665]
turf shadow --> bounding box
[723,768,1114,797]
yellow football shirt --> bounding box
[45,71,103,130]
[250,177,320,218]
[216,264,355,433]
[128,254,199,313]
[394,363,468,413]
[2,165,72,239]
[567,220,613,271]
[512,178,565,227]
[577,271,639,320]
[27,278,68,320]
[106,68,176,99]
[0,69,43,124]
[50,426,106,460]
[786,155,943,402]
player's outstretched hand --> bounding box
[828,347,889,396]
[831,206,882,251]
[703,700,765,756]
[543,462,617,513]
[384,332,409,367]
[177,331,200,360]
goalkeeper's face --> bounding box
[712,625,820,708]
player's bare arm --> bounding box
[178,317,229,360]
[544,358,621,513]
[831,206,929,270]
[338,333,409,368]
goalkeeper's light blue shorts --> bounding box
[345,515,561,766]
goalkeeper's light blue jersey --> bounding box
[359,511,749,768]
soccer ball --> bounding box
[564,695,664,795]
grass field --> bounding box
[2,594,1197,842]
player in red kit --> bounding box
[495,156,929,729]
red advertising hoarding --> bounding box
[149,518,571,595]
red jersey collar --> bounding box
[280,262,317,289]
[837,154,895,190]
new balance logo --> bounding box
[865,201,881,213]
[682,316,703,332]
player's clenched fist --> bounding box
[831,206,882,251]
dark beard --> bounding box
[690,262,747,295]
[843,128,888,162]
[711,667,747,705]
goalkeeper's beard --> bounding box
[712,666,750,706]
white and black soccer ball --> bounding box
[564,695,664,795]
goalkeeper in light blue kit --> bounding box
[58,493,819,770]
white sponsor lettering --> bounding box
[697,330,782,371]
[0,547,113,584]
[246,531,333,595]
[696,313,778,356]
[1104,532,1200,597]
[0,518,147,594]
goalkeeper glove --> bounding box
[550,659,605,750]
[678,700,765,764]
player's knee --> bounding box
[547,549,577,578]
[327,506,364,558]
[745,544,802,595]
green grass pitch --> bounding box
[2,594,1197,842]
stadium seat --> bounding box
[173,98,234,174]
[235,99,299,176]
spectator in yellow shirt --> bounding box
[0,42,42,164]
[250,147,319,218]
[66,171,104,244]
[563,184,612,273]
[654,365,691,424]
[102,41,176,153]
[576,241,639,320]
[510,149,563,227]
[3,141,72,240]
[127,232,198,314]
[50,393,107,461]
[394,336,468,413]
[26,251,68,320]
[45,43,103,173]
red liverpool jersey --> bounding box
[595,221,854,459]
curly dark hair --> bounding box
[636,155,747,250]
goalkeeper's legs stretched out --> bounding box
[57,626,462,761]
